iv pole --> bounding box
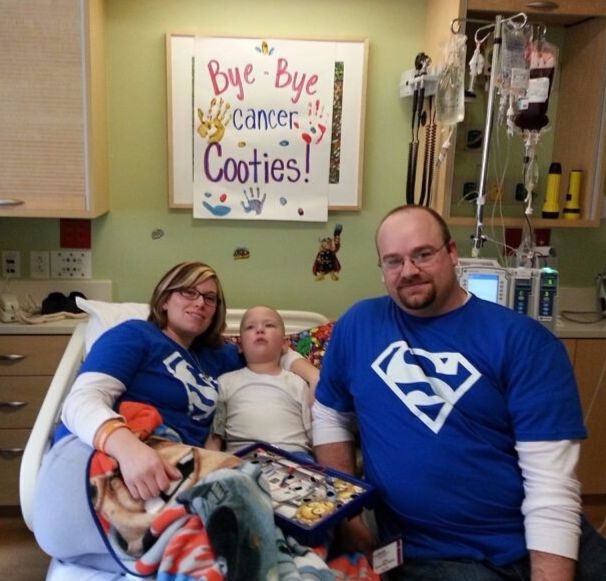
[469,12,527,257]
[471,15,503,257]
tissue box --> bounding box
[235,442,375,546]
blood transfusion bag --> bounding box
[514,40,557,132]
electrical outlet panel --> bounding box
[1,250,21,278]
[30,250,51,279]
[50,250,92,279]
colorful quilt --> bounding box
[227,321,335,369]
[87,402,377,580]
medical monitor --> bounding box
[457,259,509,307]
[465,272,501,303]
[456,258,558,328]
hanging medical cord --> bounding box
[487,116,512,259]
[419,96,437,206]
[560,272,606,324]
[405,80,419,204]
[521,129,540,217]
[406,53,430,204]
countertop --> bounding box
[0,285,605,338]
[554,286,606,338]
[0,317,86,335]
[0,279,110,335]
[3,315,605,338]
[554,317,606,339]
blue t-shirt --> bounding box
[315,295,587,566]
[80,319,242,445]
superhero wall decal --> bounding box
[312,224,343,281]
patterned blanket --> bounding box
[87,403,378,580]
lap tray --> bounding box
[235,442,375,546]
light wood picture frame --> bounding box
[166,34,368,211]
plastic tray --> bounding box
[235,442,375,546]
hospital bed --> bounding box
[19,300,330,580]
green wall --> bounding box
[2,0,605,319]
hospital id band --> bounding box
[94,418,130,453]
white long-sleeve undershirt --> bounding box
[312,401,582,560]
[61,371,126,447]
[516,439,582,559]
[62,347,303,448]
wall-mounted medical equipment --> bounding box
[400,33,469,209]
[401,52,437,207]
[457,258,558,329]
[457,258,509,307]
[535,267,559,328]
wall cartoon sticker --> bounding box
[312,224,343,281]
[233,247,250,260]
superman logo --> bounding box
[371,340,481,433]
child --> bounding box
[206,305,313,459]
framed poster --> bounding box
[167,34,368,215]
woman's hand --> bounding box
[103,427,182,501]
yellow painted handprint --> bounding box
[197,97,231,143]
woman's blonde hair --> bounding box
[148,262,226,348]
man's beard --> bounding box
[397,280,437,311]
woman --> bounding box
[32,261,316,573]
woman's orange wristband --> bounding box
[94,418,130,453]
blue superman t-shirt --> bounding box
[315,295,586,566]
[80,319,242,445]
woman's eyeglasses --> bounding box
[177,288,219,306]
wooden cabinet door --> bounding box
[0,334,70,506]
[572,339,606,494]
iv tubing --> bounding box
[472,15,503,257]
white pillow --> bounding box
[76,297,149,354]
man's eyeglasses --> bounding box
[177,288,220,306]
[379,242,449,272]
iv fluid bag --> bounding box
[499,23,530,97]
[515,40,557,132]
[436,33,466,126]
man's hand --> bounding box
[339,514,377,560]
[530,549,575,581]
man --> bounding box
[313,205,605,580]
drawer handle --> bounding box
[525,1,558,9]
[0,401,27,409]
[0,353,26,363]
[0,448,24,458]
[0,198,25,207]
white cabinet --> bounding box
[0,0,108,218]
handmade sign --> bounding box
[167,35,368,216]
